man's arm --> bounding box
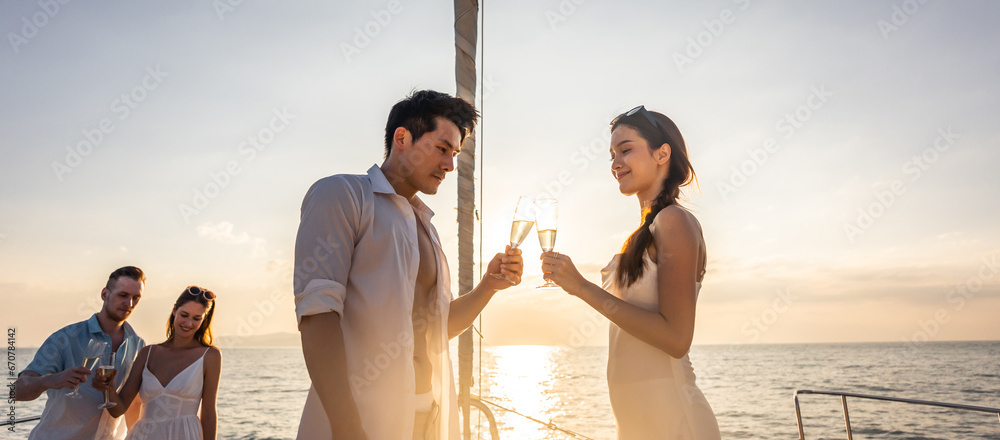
[14,368,91,401]
[448,284,498,339]
[448,247,523,339]
[299,312,367,438]
[293,176,366,437]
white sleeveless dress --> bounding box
[602,252,721,440]
[126,347,207,440]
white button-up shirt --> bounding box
[294,165,458,440]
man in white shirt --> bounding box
[15,266,146,440]
[294,90,522,440]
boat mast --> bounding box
[453,0,479,438]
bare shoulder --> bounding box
[202,346,223,377]
[651,205,703,238]
[646,206,702,260]
[130,345,151,370]
[648,206,708,281]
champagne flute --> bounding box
[535,198,559,288]
[491,196,535,283]
[97,351,117,409]
[67,339,106,398]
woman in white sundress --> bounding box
[540,106,721,439]
[94,286,222,440]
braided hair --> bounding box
[612,109,696,288]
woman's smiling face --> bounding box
[610,124,668,198]
[172,301,208,338]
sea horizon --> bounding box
[14,337,1000,350]
[9,341,999,439]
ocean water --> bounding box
[9,341,999,439]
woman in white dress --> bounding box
[541,106,721,439]
[94,286,222,440]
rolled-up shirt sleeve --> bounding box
[23,333,62,376]
[293,176,364,323]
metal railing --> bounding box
[794,389,1000,440]
[1,415,40,427]
[467,395,502,439]
[477,395,594,440]
[7,394,585,440]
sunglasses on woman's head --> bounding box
[184,286,216,301]
[626,105,660,131]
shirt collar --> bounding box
[367,164,396,195]
[86,313,138,340]
[86,314,103,336]
[367,164,436,219]
[409,194,435,220]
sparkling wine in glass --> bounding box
[508,196,535,248]
[492,196,535,283]
[535,198,559,288]
[67,339,106,398]
[97,351,117,409]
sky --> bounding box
[2,1,998,348]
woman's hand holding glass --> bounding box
[539,251,588,294]
[97,351,117,409]
[90,364,114,392]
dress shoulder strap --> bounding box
[144,345,154,369]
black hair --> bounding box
[384,90,479,158]
[611,109,696,288]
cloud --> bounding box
[196,221,267,257]
[196,221,250,243]
[267,258,290,273]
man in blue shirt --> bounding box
[15,266,147,440]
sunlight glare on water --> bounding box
[479,345,562,439]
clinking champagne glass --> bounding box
[491,196,535,283]
[67,339,106,398]
[97,351,117,409]
[535,198,559,288]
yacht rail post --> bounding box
[794,391,806,440]
[841,395,853,440]
[469,395,501,439]
[794,389,1000,440]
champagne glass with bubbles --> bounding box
[535,198,559,288]
[67,339,106,398]
[97,351,117,409]
[491,196,534,283]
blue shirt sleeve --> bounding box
[22,328,73,376]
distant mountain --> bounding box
[215,332,301,348]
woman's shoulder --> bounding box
[203,345,222,361]
[650,204,702,235]
[131,345,153,368]
[137,344,156,357]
